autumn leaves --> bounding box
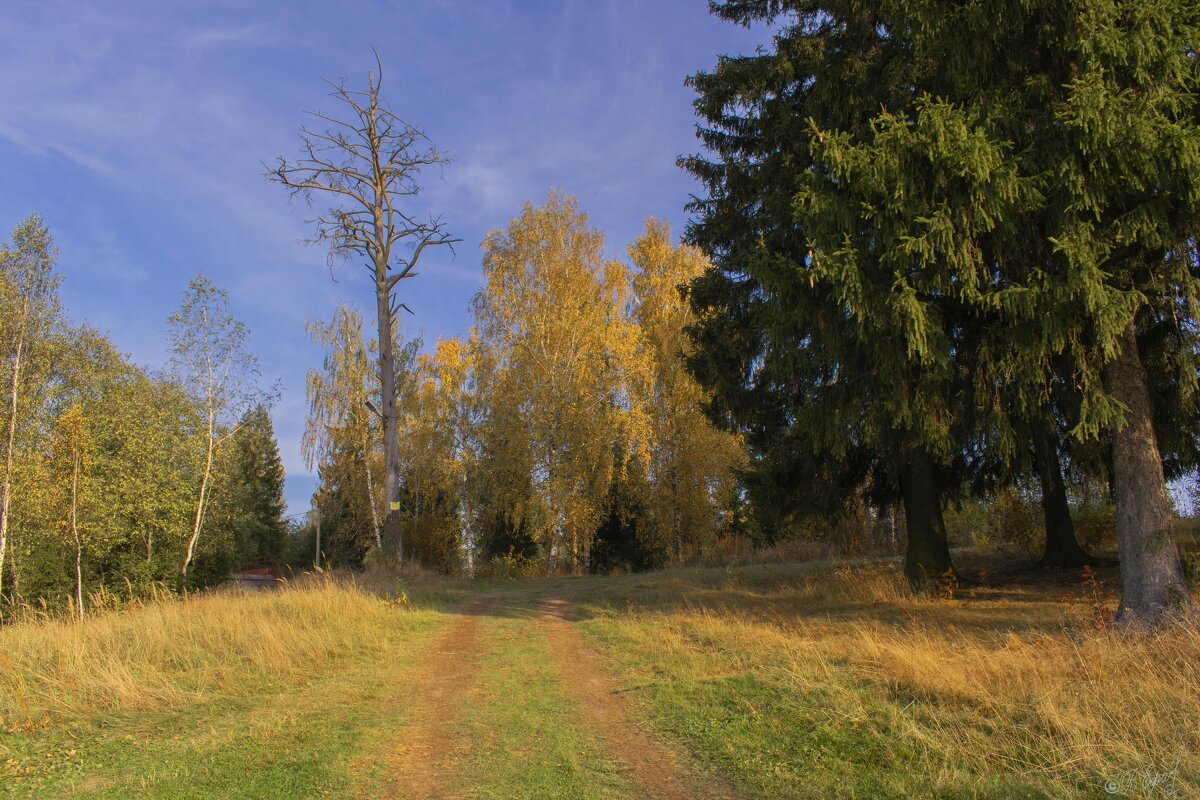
[306,193,744,574]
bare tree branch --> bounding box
[267,55,456,558]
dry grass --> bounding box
[3,553,1196,796]
[0,573,426,723]
[835,615,1200,782]
[579,561,1200,796]
[702,536,842,567]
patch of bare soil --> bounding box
[537,596,736,800]
[374,594,498,800]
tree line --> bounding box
[16,1,1197,633]
[291,2,1199,628]
[301,193,746,576]
[270,68,746,577]
[0,216,286,619]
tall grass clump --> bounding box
[833,614,1200,790]
[0,575,423,722]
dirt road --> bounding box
[375,590,733,800]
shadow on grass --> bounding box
[416,556,1117,642]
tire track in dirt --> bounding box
[537,596,736,800]
[374,594,499,800]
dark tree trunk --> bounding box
[1105,319,1190,627]
[1030,411,1095,569]
[899,451,954,588]
[376,273,403,561]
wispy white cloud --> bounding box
[181,24,270,51]
[0,0,766,512]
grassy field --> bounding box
[0,560,1195,799]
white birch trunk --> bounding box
[0,296,29,605]
[182,306,216,579]
[182,411,215,578]
[71,451,83,619]
[366,448,382,550]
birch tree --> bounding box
[4,322,199,607]
[102,373,198,576]
[472,193,639,574]
[406,337,480,571]
[0,214,60,608]
[270,58,457,557]
[168,275,262,579]
[52,404,91,618]
[429,337,481,569]
[629,220,745,562]
[304,305,383,549]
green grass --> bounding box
[0,579,632,800]
[2,561,1196,799]
[453,595,631,800]
[567,564,1193,799]
[1,605,445,799]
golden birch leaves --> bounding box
[467,194,743,570]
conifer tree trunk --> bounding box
[1105,320,1190,627]
[1031,412,1094,569]
[899,451,954,587]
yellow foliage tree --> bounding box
[472,192,641,574]
[629,220,746,561]
[401,336,479,571]
[304,305,383,549]
[51,404,91,618]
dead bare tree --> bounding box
[269,56,457,558]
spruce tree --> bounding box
[684,1,962,586]
[222,405,287,567]
[685,1,1200,617]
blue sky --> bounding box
[0,1,765,515]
